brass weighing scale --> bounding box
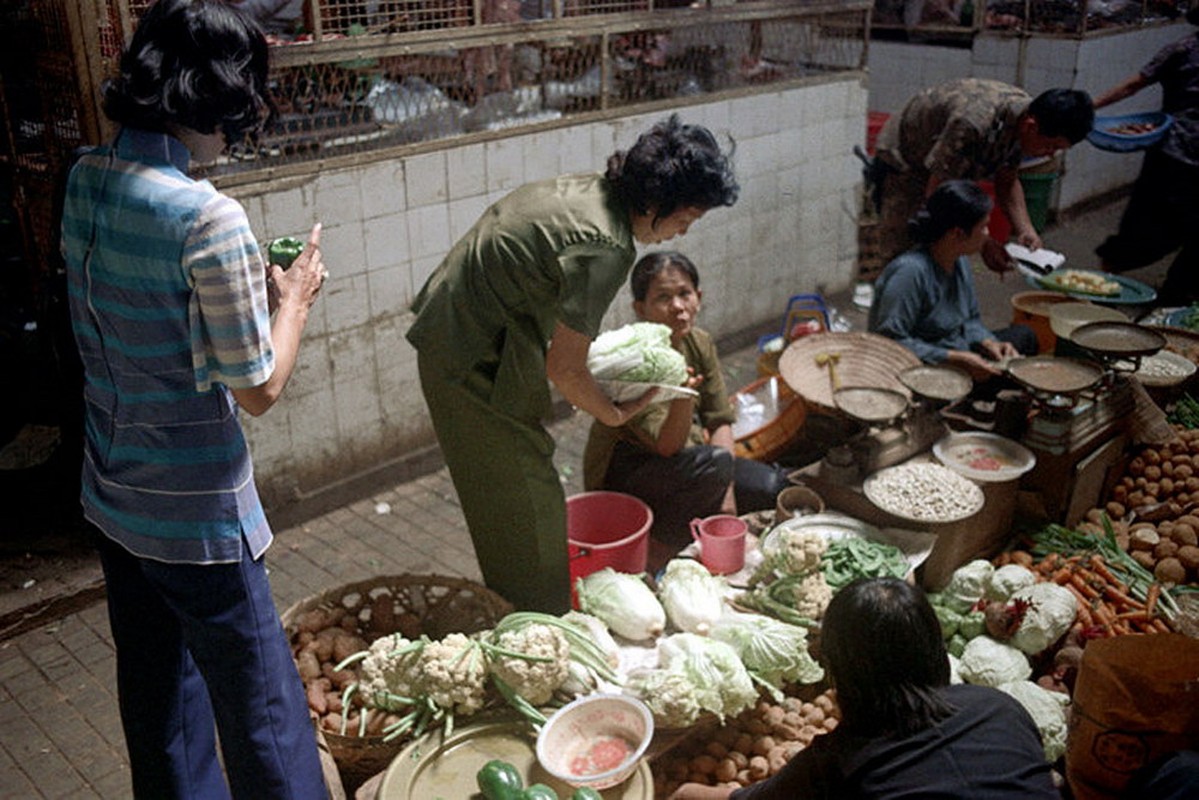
[1003,332,1152,522]
[831,364,973,476]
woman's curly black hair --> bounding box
[605,114,739,222]
[102,0,274,143]
[908,179,992,245]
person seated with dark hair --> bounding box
[669,577,1058,799]
[582,251,788,559]
[870,79,1093,282]
[868,179,1038,382]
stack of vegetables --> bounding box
[926,559,1076,763]
[574,564,825,731]
[302,611,619,742]
[1071,424,1199,588]
[586,322,688,388]
[735,527,909,627]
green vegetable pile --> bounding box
[476,759,601,800]
[1167,393,1199,429]
[820,537,910,589]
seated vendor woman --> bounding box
[868,180,1038,382]
[582,252,789,558]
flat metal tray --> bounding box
[833,386,909,425]
[1069,321,1165,358]
[898,364,973,403]
[1006,355,1104,396]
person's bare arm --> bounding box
[1093,73,1150,110]
[708,422,739,514]
[669,783,736,800]
[546,322,658,426]
[231,223,325,416]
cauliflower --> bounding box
[985,564,1038,602]
[957,636,1031,687]
[752,528,827,583]
[358,633,424,710]
[625,669,704,729]
[417,633,488,716]
[792,572,833,619]
[998,680,1070,762]
[489,623,571,706]
[947,653,963,685]
[710,610,824,694]
[1009,582,1077,655]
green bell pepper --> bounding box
[570,788,603,800]
[476,759,524,800]
[519,784,560,800]
[267,236,305,269]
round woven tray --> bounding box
[280,574,513,790]
[778,332,920,413]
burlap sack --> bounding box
[1066,633,1199,800]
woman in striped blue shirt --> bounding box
[60,1,328,796]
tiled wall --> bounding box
[232,76,869,507]
[866,23,1188,210]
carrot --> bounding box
[1101,584,1145,611]
[1064,583,1092,610]
[1145,583,1161,620]
[1115,609,1149,621]
[1091,601,1117,627]
[1037,553,1061,574]
[1088,556,1128,593]
[1071,573,1101,600]
[1151,618,1172,634]
[1072,597,1095,628]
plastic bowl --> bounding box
[1087,112,1174,153]
[535,694,654,791]
[933,432,1036,484]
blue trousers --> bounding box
[94,528,325,799]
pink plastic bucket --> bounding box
[690,514,748,575]
[567,492,652,589]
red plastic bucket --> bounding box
[979,180,1012,244]
[566,492,652,589]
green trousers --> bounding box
[417,351,571,614]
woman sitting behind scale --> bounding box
[868,180,1038,382]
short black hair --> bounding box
[1029,88,1094,144]
[909,179,992,244]
[629,251,700,302]
[102,0,274,142]
[605,114,739,223]
[820,577,954,736]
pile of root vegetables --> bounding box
[653,690,840,797]
[1072,424,1199,588]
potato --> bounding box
[748,755,770,780]
[767,747,790,776]
[1132,550,1156,569]
[690,754,719,776]
[1128,457,1146,476]
[1144,449,1162,466]
[1085,508,1105,525]
[1130,528,1161,551]
[1155,557,1187,585]
[1155,540,1180,561]
[714,758,739,783]
[1105,501,1127,520]
[1161,477,1177,496]
[752,736,777,757]
[706,741,729,759]
[1145,465,1162,482]
[1174,524,1199,547]
[728,751,749,770]
[1178,545,1199,572]
[295,649,322,682]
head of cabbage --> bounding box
[587,322,688,386]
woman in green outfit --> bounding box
[407,115,739,612]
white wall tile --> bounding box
[410,253,444,299]
[261,184,317,237]
[321,219,367,279]
[323,272,372,333]
[313,169,364,229]
[405,204,451,261]
[486,137,524,193]
[405,151,449,208]
[359,162,406,219]
[447,144,487,199]
[523,131,559,183]
[367,262,412,318]
[449,194,490,242]
[364,214,412,274]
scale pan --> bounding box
[1070,321,1165,358]
[898,364,973,403]
[833,386,910,425]
[1007,356,1104,396]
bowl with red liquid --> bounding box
[535,694,654,791]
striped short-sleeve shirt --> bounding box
[61,129,275,564]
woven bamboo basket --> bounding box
[778,332,921,414]
[280,574,513,790]
[732,376,807,463]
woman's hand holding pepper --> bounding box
[268,223,326,316]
